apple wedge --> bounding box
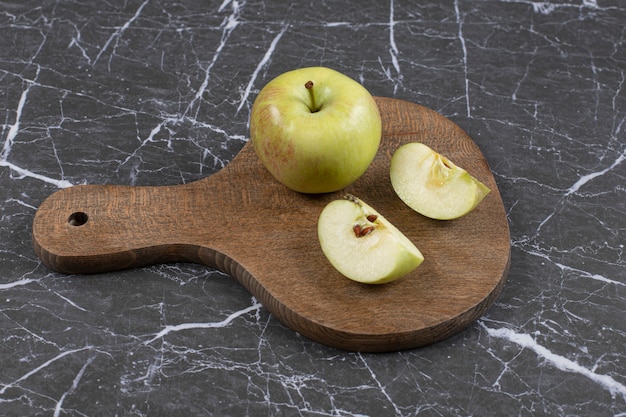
[317,195,424,284]
[390,143,490,220]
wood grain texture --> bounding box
[32,97,510,352]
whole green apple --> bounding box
[250,67,382,193]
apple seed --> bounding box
[366,214,378,222]
[360,226,375,236]
[353,223,375,238]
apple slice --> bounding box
[390,142,490,220]
[317,195,424,284]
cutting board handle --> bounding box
[32,182,216,274]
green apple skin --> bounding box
[250,67,382,194]
[390,142,490,220]
[318,195,424,284]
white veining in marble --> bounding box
[144,300,263,345]
[482,322,626,399]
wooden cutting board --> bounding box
[32,97,510,352]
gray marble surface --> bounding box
[1,1,625,416]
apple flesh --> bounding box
[317,195,424,284]
[390,143,490,220]
[250,67,382,194]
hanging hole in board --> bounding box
[68,212,89,226]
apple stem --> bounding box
[304,80,320,113]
